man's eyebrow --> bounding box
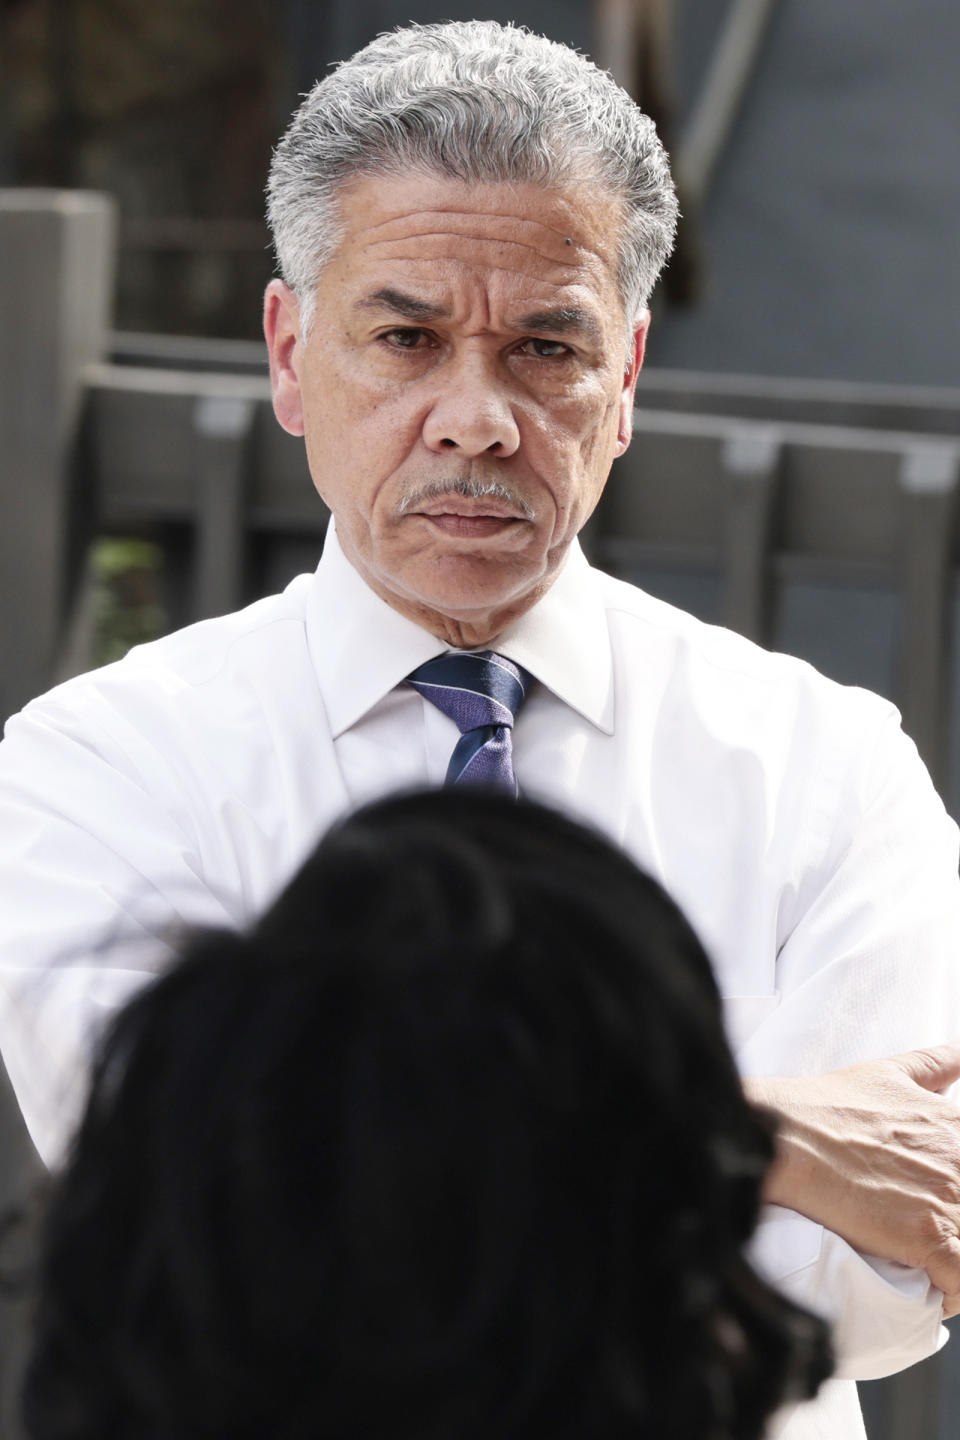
[515,306,603,344]
[354,288,450,322]
[355,291,604,343]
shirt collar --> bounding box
[306,521,615,737]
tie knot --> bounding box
[407,650,532,794]
[407,651,529,734]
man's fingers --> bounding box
[890,1042,960,1094]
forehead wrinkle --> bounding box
[361,216,613,271]
[362,206,585,246]
[361,252,585,299]
[365,231,591,268]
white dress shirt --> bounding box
[2,523,959,1439]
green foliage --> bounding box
[91,538,168,667]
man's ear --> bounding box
[614,311,650,457]
[263,279,305,437]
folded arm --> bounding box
[730,701,960,1378]
[747,1046,960,1317]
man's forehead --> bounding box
[330,170,623,275]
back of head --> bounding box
[267,20,678,334]
[22,789,830,1440]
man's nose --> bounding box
[421,355,521,458]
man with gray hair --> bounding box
[1,21,960,1440]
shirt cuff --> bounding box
[748,1204,947,1381]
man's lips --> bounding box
[420,512,524,538]
[409,497,532,539]
[415,498,528,521]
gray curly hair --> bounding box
[266,20,678,338]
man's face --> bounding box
[265,170,648,646]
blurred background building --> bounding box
[1,3,959,1436]
[2,0,958,376]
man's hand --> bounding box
[746,1045,960,1317]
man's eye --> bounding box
[521,338,573,359]
[382,328,430,349]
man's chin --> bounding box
[414,555,545,606]
[349,529,558,637]
[387,567,548,643]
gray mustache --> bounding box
[398,477,535,519]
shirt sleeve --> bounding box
[0,686,236,1166]
[738,703,960,1379]
[748,1209,946,1381]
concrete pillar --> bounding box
[0,190,117,722]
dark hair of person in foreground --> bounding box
[21,789,832,1440]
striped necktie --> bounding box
[407,650,532,796]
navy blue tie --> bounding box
[407,651,532,796]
